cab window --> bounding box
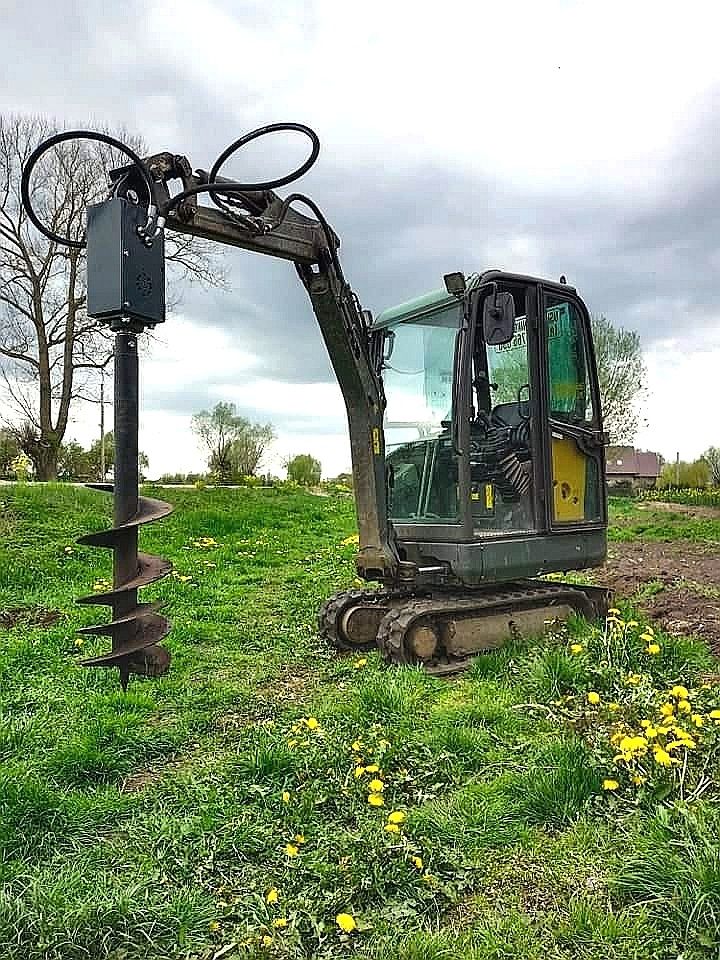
[545,296,594,425]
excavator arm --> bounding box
[141,152,399,582]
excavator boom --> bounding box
[144,154,399,581]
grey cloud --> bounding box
[3,7,720,409]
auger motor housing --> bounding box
[86,197,165,329]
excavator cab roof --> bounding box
[373,271,578,329]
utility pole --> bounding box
[99,369,105,481]
[675,451,680,487]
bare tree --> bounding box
[590,315,647,444]
[192,401,275,482]
[0,114,223,479]
[702,446,720,487]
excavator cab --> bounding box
[375,271,607,585]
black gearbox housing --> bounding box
[86,197,165,328]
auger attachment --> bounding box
[77,333,173,690]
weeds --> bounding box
[1,485,720,958]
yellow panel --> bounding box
[552,437,586,521]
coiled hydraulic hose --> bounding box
[20,123,323,249]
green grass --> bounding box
[0,484,719,958]
[609,496,720,542]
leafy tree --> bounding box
[82,431,148,481]
[0,114,222,480]
[230,422,276,480]
[192,401,275,482]
[0,427,19,478]
[57,441,91,480]
[85,431,113,481]
[286,454,322,486]
[702,447,720,487]
[590,315,647,444]
[658,459,710,489]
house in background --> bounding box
[606,446,662,492]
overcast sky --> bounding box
[3,0,720,476]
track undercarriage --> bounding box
[319,581,611,675]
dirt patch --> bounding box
[593,540,720,653]
[636,500,720,518]
[0,606,62,629]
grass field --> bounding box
[1,485,720,960]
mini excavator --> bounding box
[21,123,610,685]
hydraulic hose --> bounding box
[20,122,324,251]
[20,130,161,248]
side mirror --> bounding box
[382,329,396,363]
[481,289,515,345]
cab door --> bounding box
[541,290,606,527]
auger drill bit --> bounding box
[77,332,173,690]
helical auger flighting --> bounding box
[76,483,173,690]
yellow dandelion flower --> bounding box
[354,765,366,778]
[570,643,584,655]
[708,709,720,721]
[692,713,705,727]
[295,834,305,844]
[602,779,619,791]
[385,823,400,834]
[285,843,299,857]
[646,643,661,655]
[288,738,298,748]
[645,725,658,739]
[632,774,647,785]
[368,793,384,807]
[411,856,424,870]
[351,740,362,752]
[341,534,360,546]
[626,620,639,629]
[660,703,675,717]
[354,659,367,669]
[422,873,435,882]
[677,699,691,713]
[624,674,642,686]
[608,608,621,615]
[282,791,290,804]
[640,719,650,728]
[365,763,380,774]
[335,912,357,933]
[671,685,689,699]
[587,691,601,705]
[387,810,406,824]
[653,747,676,767]
[209,920,220,932]
[266,888,279,904]
[305,717,319,730]
[262,935,273,946]
[272,918,288,929]
[378,739,391,749]
[368,778,384,792]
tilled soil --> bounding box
[592,539,720,653]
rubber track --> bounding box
[376,581,597,673]
[318,587,412,652]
